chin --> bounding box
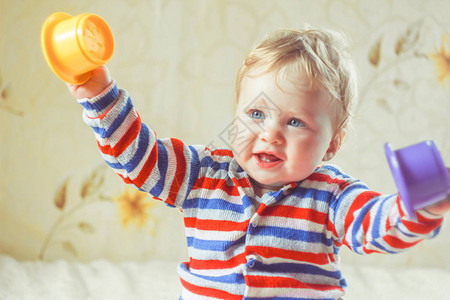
[255,177,286,188]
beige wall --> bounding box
[1,0,449,268]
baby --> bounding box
[68,27,449,299]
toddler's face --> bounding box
[232,68,339,193]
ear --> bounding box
[323,130,346,161]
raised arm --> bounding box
[328,173,444,255]
[67,66,204,207]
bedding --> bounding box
[0,256,180,300]
[1,255,449,299]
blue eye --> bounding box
[250,110,265,120]
[288,118,304,127]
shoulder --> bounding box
[302,164,362,192]
[311,164,357,184]
[188,145,235,171]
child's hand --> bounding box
[425,167,450,216]
[66,66,112,99]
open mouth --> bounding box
[254,153,282,168]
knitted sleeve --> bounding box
[78,82,204,208]
[327,167,444,255]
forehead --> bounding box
[238,67,339,123]
[239,67,328,106]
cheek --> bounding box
[230,124,258,156]
[289,135,328,163]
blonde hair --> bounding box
[235,27,358,135]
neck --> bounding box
[250,178,280,198]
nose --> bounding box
[260,121,283,145]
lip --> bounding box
[253,152,283,168]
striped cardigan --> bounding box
[79,82,443,299]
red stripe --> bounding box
[189,253,247,270]
[184,217,249,231]
[306,172,350,189]
[210,148,234,157]
[112,117,141,156]
[383,234,422,249]
[396,196,443,234]
[258,204,327,224]
[245,246,331,265]
[166,138,187,206]
[343,191,380,239]
[246,275,343,292]
[400,219,430,234]
[326,219,339,240]
[86,99,116,120]
[97,113,141,156]
[193,177,240,196]
[97,140,112,155]
[361,211,370,233]
[236,177,252,188]
[397,194,407,219]
[385,216,392,233]
[179,278,242,299]
[361,209,371,247]
[414,212,443,230]
[118,173,133,184]
[132,137,159,188]
[361,246,383,254]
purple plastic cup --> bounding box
[385,141,450,218]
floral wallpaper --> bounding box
[0,0,449,269]
[38,165,160,260]
[431,33,450,84]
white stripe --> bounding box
[245,235,330,254]
[180,288,220,300]
[188,189,250,207]
[245,285,344,299]
[185,227,245,242]
[188,244,246,264]
[177,264,244,296]
[256,215,329,233]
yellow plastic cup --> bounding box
[41,12,114,85]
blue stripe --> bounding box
[119,123,150,172]
[104,160,124,170]
[331,182,368,221]
[185,146,201,199]
[359,197,394,254]
[183,197,246,214]
[379,195,416,238]
[321,164,353,181]
[370,239,394,254]
[90,97,134,138]
[372,196,389,239]
[351,197,378,249]
[340,277,347,289]
[249,226,332,246]
[105,97,134,138]
[102,123,151,174]
[290,188,335,204]
[91,125,106,137]
[200,156,230,171]
[241,195,253,210]
[80,84,119,112]
[252,261,341,279]
[179,263,245,284]
[371,195,413,252]
[150,141,169,197]
[339,182,368,198]
[103,123,152,173]
[186,235,246,251]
